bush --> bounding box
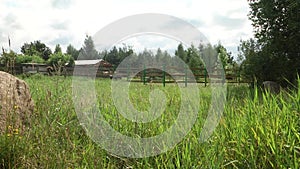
[47,53,72,67]
[16,55,45,64]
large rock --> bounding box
[0,71,34,134]
[263,81,280,94]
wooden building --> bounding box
[73,59,113,77]
[21,63,49,75]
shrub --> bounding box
[16,55,45,64]
[47,53,72,67]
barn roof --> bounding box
[74,59,103,66]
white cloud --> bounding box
[0,0,253,58]
[116,35,180,55]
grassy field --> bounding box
[1,75,300,168]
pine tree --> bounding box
[66,44,79,60]
[54,44,62,54]
[79,35,100,60]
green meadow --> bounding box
[1,75,299,168]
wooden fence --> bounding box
[113,66,246,87]
[0,64,248,86]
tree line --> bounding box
[1,0,298,85]
[0,34,236,75]
[238,0,300,86]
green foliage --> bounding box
[199,44,218,70]
[187,45,203,76]
[238,39,257,82]
[175,43,236,72]
[0,50,16,65]
[241,0,300,85]
[238,39,283,84]
[54,44,62,54]
[101,42,233,71]
[103,44,134,67]
[47,52,72,67]
[0,132,25,168]
[67,56,75,67]
[215,43,234,69]
[186,45,199,65]
[78,35,100,60]
[0,50,18,74]
[175,43,187,62]
[66,44,79,60]
[15,54,45,64]
[154,48,171,65]
[4,76,299,168]
[155,48,164,63]
[104,46,119,66]
[21,40,52,60]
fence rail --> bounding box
[113,66,246,87]
[0,64,249,86]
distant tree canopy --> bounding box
[66,44,79,60]
[49,44,75,67]
[103,45,134,67]
[54,44,62,54]
[239,0,300,85]
[215,43,234,69]
[1,34,235,76]
[175,43,187,63]
[100,42,235,72]
[21,40,52,60]
[175,43,235,71]
[78,35,100,60]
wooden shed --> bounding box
[21,63,49,75]
[73,59,113,77]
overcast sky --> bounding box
[0,0,253,58]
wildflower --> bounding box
[7,133,11,137]
[13,128,19,135]
[14,105,18,110]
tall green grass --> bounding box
[0,75,299,168]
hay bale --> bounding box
[262,81,280,94]
[0,71,34,134]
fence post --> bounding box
[163,64,166,87]
[143,64,146,85]
[127,64,130,81]
[204,69,207,87]
[185,64,187,87]
[238,68,241,85]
